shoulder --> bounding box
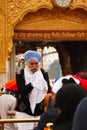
[40,68,48,74]
[16,69,24,76]
[20,69,24,75]
[41,108,58,119]
[40,68,46,72]
[46,108,58,117]
[16,69,25,81]
[1,94,16,102]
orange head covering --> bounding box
[4,79,18,91]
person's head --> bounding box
[0,79,18,96]
[72,97,87,130]
[23,50,42,73]
[51,77,78,107]
[4,79,18,91]
[55,83,87,121]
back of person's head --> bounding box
[4,79,18,96]
[55,83,87,121]
[4,79,18,91]
[72,96,87,130]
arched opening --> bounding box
[10,7,87,79]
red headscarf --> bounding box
[5,79,18,91]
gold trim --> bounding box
[70,0,87,11]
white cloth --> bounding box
[0,94,18,130]
[52,75,80,93]
[24,66,48,113]
[15,111,39,130]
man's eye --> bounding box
[30,63,38,65]
[30,63,34,65]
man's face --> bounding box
[28,59,39,73]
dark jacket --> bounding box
[53,83,87,130]
[34,108,58,130]
[15,69,50,116]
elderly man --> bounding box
[15,50,50,130]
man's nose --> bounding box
[33,64,37,67]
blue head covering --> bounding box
[23,50,42,63]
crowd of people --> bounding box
[1,50,87,130]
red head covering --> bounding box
[5,79,18,91]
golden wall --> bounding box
[0,0,87,73]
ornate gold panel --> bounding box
[0,0,87,72]
[15,7,87,31]
[0,0,53,72]
[71,0,87,11]
[0,1,7,72]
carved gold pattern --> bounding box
[70,0,87,11]
[15,7,87,30]
[6,0,53,58]
[0,0,87,72]
[6,0,53,24]
[0,1,7,72]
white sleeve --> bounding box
[9,95,17,110]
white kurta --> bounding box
[24,66,48,113]
[15,111,39,130]
[0,94,18,130]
